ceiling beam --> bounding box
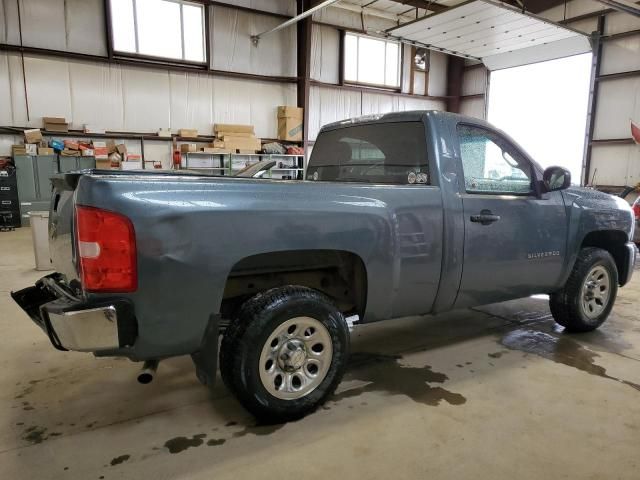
[384,0,449,14]
[592,0,640,16]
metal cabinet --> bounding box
[14,155,59,226]
[59,156,96,173]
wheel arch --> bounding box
[580,229,630,285]
[219,249,368,322]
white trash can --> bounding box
[29,211,52,271]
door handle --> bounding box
[470,210,501,225]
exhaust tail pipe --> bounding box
[137,359,159,384]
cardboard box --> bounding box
[38,147,54,155]
[222,135,261,152]
[157,128,172,138]
[12,146,27,156]
[43,117,69,133]
[64,140,80,150]
[210,139,225,149]
[82,149,95,157]
[180,143,198,153]
[106,139,117,153]
[61,149,80,157]
[24,129,43,144]
[94,147,109,158]
[116,144,127,155]
[179,128,198,138]
[25,144,38,155]
[126,154,142,161]
[277,106,303,142]
[96,159,112,169]
[214,123,254,135]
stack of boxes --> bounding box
[212,124,261,153]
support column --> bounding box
[582,15,605,186]
[297,0,313,153]
[446,55,465,113]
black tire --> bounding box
[219,286,349,423]
[550,247,618,332]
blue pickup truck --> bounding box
[12,111,636,421]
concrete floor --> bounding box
[1,227,639,480]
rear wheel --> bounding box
[219,286,349,422]
[550,247,618,332]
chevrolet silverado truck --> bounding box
[12,111,637,422]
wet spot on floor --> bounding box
[207,438,225,446]
[501,329,640,392]
[332,352,466,406]
[23,426,47,444]
[224,421,237,427]
[488,351,508,359]
[164,434,206,454]
[231,423,285,438]
[110,454,131,466]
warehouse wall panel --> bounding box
[309,85,446,141]
[604,11,640,36]
[15,0,107,55]
[460,97,486,119]
[210,5,296,77]
[590,144,640,186]
[68,60,124,132]
[601,36,640,76]
[396,96,445,112]
[0,0,21,44]
[121,67,172,132]
[308,86,361,140]
[221,0,295,16]
[212,77,295,138]
[311,25,340,84]
[428,52,448,97]
[361,92,397,115]
[169,72,214,134]
[23,55,73,122]
[462,67,487,97]
[593,77,640,140]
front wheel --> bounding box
[219,286,349,422]
[550,247,618,332]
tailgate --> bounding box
[49,174,81,282]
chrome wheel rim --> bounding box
[258,317,333,400]
[581,265,611,319]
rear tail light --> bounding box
[75,206,137,292]
[633,202,640,220]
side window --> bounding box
[457,125,533,195]
[307,122,429,185]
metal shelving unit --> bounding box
[181,152,305,179]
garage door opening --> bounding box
[487,54,593,184]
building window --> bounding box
[109,0,205,63]
[344,33,401,89]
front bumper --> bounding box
[11,274,137,352]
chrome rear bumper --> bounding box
[11,274,137,353]
[48,306,120,352]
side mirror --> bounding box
[543,166,571,192]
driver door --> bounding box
[454,124,568,309]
